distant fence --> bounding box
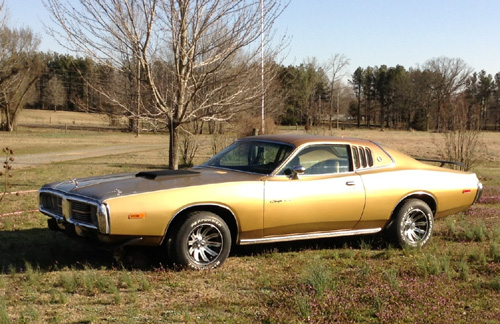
[18,123,128,132]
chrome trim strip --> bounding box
[239,228,381,245]
[368,140,396,165]
[473,181,483,204]
[167,203,241,243]
[39,206,65,221]
[391,191,437,215]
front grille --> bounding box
[40,191,98,227]
[40,192,63,216]
[70,200,97,224]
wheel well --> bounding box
[164,205,239,246]
[385,193,437,230]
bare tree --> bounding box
[421,57,472,131]
[45,75,66,111]
[44,0,287,169]
[326,53,349,130]
[438,93,484,171]
[0,0,5,28]
[0,23,42,131]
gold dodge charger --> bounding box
[39,135,482,269]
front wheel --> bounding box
[393,199,434,248]
[170,211,231,270]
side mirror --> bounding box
[284,165,305,180]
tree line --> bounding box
[278,57,500,132]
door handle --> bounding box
[346,181,356,186]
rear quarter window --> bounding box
[352,144,393,170]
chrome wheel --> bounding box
[393,199,434,248]
[187,223,223,265]
[402,208,430,244]
[171,211,231,269]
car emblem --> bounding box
[70,178,79,188]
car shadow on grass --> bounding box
[0,228,116,273]
[0,228,391,273]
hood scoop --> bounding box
[135,170,199,180]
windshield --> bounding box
[202,140,294,174]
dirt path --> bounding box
[14,144,166,169]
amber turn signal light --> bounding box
[128,213,146,219]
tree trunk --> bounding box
[169,125,179,170]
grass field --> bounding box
[0,111,499,323]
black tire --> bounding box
[393,199,434,248]
[170,211,231,270]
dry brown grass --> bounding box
[17,109,111,127]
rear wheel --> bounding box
[170,211,231,270]
[393,199,434,248]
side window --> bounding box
[213,141,293,174]
[281,144,352,175]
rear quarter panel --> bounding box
[356,166,479,229]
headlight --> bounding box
[97,203,110,234]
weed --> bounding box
[0,300,9,324]
[401,244,418,257]
[302,259,335,297]
[383,268,399,289]
[458,257,470,281]
[111,286,122,304]
[472,221,487,242]
[59,273,78,293]
[469,248,488,266]
[78,271,95,294]
[418,255,453,278]
[118,271,134,289]
[339,246,355,259]
[0,147,14,203]
[445,217,457,237]
[182,307,192,322]
[486,277,500,291]
[136,272,151,292]
[128,291,138,304]
[295,294,310,319]
[49,289,68,305]
[489,224,500,243]
[358,238,372,251]
[19,305,39,323]
[95,274,114,294]
[357,263,372,278]
[490,242,500,262]
[24,262,40,285]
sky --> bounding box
[6,0,500,81]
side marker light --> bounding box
[129,213,146,219]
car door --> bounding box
[263,144,365,237]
